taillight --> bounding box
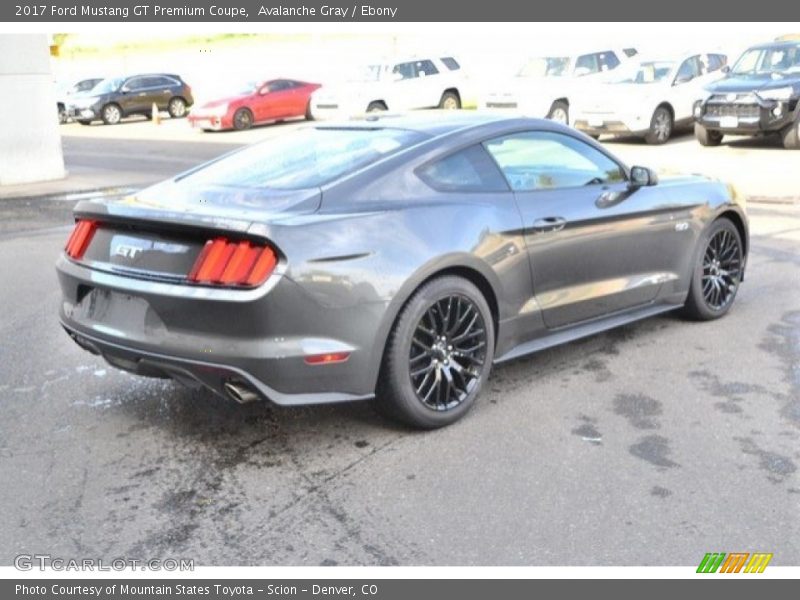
[188,237,277,287]
[64,219,98,259]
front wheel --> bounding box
[645,106,673,144]
[232,107,253,131]
[695,122,723,147]
[682,218,744,321]
[101,103,122,125]
[377,276,495,429]
[367,101,387,113]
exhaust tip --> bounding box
[223,380,260,404]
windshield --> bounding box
[517,56,571,78]
[234,81,259,95]
[92,77,124,94]
[732,44,800,75]
[177,127,428,190]
[610,61,675,84]
[347,64,383,83]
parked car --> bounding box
[694,40,800,149]
[309,56,464,119]
[483,47,638,125]
[56,78,104,124]
[57,113,748,429]
[573,52,728,144]
[188,79,321,131]
[67,74,194,125]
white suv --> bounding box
[310,56,465,119]
[483,48,638,125]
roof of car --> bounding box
[317,110,512,136]
[748,40,800,50]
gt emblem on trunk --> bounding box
[112,244,144,259]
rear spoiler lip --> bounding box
[72,199,255,237]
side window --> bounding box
[125,77,146,91]
[706,54,727,72]
[269,80,290,92]
[152,76,176,87]
[440,57,461,71]
[483,131,626,192]
[574,53,599,75]
[416,60,439,77]
[623,48,638,58]
[392,62,417,80]
[599,51,620,71]
[417,145,509,193]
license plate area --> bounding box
[720,116,738,128]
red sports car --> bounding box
[188,78,321,131]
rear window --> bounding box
[441,57,461,71]
[177,127,428,190]
[417,145,509,193]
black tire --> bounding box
[439,90,461,110]
[305,100,314,121]
[77,119,92,126]
[167,97,188,118]
[376,276,495,429]
[781,119,800,149]
[695,122,723,147]
[644,106,673,144]
[367,101,387,113]
[101,103,122,125]
[232,107,253,131]
[547,100,569,125]
[682,218,744,321]
[57,104,67,124]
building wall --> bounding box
[0,34,65,186]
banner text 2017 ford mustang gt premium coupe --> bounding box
[56,113,748,429]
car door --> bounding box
[414,59,443,107]
[670,56,705,121]
[116,77,146,114]
[484,130,679,329]
[149,76,177,110]
[262,80,295,118]
[389,61,425,110]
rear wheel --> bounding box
[168,97,187,118]
[58,104,67,124]
[305,100,314,121]
[682,218,743,321]
[232,107,253,131]
[695,122,723,147]
[367,101,387,113]
[645,106,673,144]
[77,119,92,126]
[547,100,569,125]
[781,119,800,149]
[377,276,495,429]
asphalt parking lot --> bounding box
[0,117,798,566]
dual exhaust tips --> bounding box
[223,380,260,404]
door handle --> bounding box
[532,217,567,232]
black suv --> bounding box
[67,74,194,125]
[694,41,800,149]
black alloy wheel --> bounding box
[409,294,488,411]
[377,275,495,429]
[701,227,742,311]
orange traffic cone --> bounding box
[151,103,161,125]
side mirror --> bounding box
[629,166,658,188]
[721,65,731,74]
[120,85,130,94]
[574,67,591,77]
[258,86,270,95]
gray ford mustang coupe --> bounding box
[57,112,748,428]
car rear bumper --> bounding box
[56,254,381,405]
